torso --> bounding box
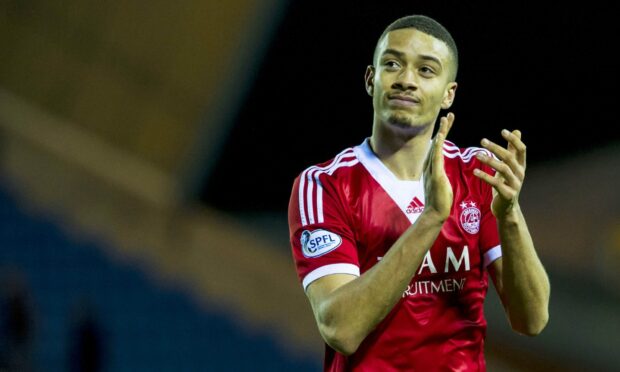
[289,139,501,372]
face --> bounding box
[366,28,457,135]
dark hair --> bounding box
[373,15,458,79]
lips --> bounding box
[387,94,420,107]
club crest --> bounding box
[459,201,481,234]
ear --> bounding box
[364,65,375,96]
[441,82,458,109]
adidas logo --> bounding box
[406,196,424,214]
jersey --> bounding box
[288,138,502,372]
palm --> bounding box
[474,129,527,218]
[490,176,516,217]
[423,113,454,220]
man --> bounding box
[288,15,550,371]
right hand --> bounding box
[422,112,454,221]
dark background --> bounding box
[202,1,618,213]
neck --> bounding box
[369,119,434,181]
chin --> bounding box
[387,113,413,127]
[386,114,428,137]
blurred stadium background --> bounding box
[1,1,618,371]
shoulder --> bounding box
[441,140,496,196]
[442,139,493,166]
[294,147,361,188]
[290,146,361,226]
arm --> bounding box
[306,114,455,355]
[475,129,550,336]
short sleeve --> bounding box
[477,157,502,267]
[288,170,360,291]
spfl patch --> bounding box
[301,229,342,258]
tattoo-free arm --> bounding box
[488,210,550,335]
[307,211,446,355]
[476,130,550,336]
[305,113,455,355]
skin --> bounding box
[305,28,550,356]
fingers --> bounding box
[475,128,527,202]
[475,152,522,189]
[424,113,454,174]
[432,113,454,172]
[479,138,520,180]
[489,129,526,167]
[480,138,510,163]
[473,168,518,200]
[424,113,455,219]
[501,129,526,166]
[480,130,526,181]
[436,112,454,141]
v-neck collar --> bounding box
[353,138,426,224]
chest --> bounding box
[350,176,486,278]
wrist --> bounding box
[496,204,522,225]
[420,208,449,226]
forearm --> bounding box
[498,206,550,335]
[315,211,445,354]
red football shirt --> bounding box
[288,139,502,372]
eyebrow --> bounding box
[381,48,443,67]
[381,48,406,59]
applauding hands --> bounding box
[474,129,527,218]
[423,112,455,221]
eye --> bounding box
[418,66,437,77]
[384,60,400,70]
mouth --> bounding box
[387,94,420,107]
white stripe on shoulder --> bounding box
[316,158,359,223]
[462,147,493,163]
[442,139,460,158]
[298,148,357,226]
[301,149,354,226]
[442,144,460,157]
[442,140,459,152]
[442,145,496,162]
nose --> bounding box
[392,68,418,91]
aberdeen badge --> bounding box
[459,201,481,234]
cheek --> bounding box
[372,93,381,112]
[428,86,448,105]
[372,85,384,106]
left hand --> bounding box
[473,129,527,218]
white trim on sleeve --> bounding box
[483,245,502,267]
[302,263,360,291]
[298,149,357,227]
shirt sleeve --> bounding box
[476,157,502,268]
[288,169,360,291]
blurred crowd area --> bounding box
[1,1,619,371]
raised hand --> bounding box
[423,112,454,221]
[474,129,527,218]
